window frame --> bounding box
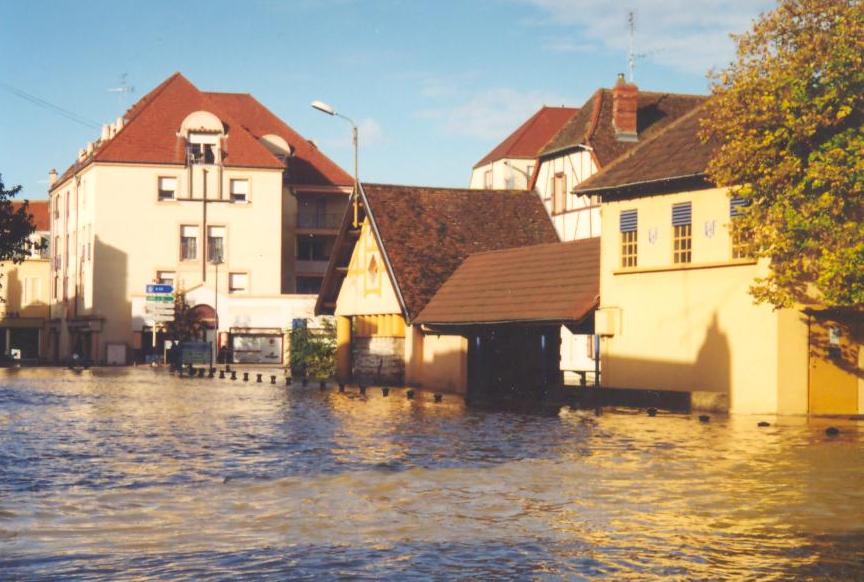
[180,225,199,262]
[228,272,249,294]
[552,172,567,214]
[157,176,178,201]
[229,178,249,203]
[207,225,226,263]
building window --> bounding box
[730,195,750,259]
[158,177,177,200]
[672,202,692,264]
[157,271,175,286]
[620,209,638,268]
[553,173,567,214]
[483,170,492,189]
[180,226,198,261]
[230,179,248,203]
[297,276,322,294]
[229,272,248,294]
[208,226,225,262]
[186,132,217,165]
[297,236,332,261]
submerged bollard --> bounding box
[302,378,308,387]
[406,389,415,400]
[359,386,366,395]
[320,380,326,390]
[340,383,347,393]
[382,387,389,397]
[219,370,225,379]
[243,372,249,382]
[197,368,206,378]
[256,373,263,383]
[758,421,770,427]
[286,376,292,386]
[647,407,658,417]
[231,371,237,381]
[225,365,232,372]
[826,427,840,437]
[270,375,276,384]
[208,369,215,379]
[434,393,443,403]
[699,415,710,423]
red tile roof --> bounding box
[316,183,559,320]
[12,201,49,231]
[575,105,718,197]
[205,92,352,186]
[415,238,599,326]
[539,88,707,167]
[474,106,580,168]
[52,73,350,190]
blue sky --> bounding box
[0,0,773,199]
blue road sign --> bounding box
[146,284,174,294]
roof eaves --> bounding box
[577,172,711,198]
[359,183,410,320]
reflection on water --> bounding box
[1,368,862,580]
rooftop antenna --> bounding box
[627,11,636,83]
[107,73,135,111]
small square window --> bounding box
[229,272,248,294]
[158,177,177,200]
[230,179,248,203]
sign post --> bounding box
[145,283,175,361]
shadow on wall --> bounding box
[407,338,467,395]
[603,312,731,412]
[92,236,130,364]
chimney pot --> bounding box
[612,73,638,142]
[48,168,58,186]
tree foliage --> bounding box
[702,0,864,308]
[0,174,38,262]
[289,320,336,379]
[164,292,204,343]
[0,174,39,299]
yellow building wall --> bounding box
[334,218,468,393]
[0,258,50,319]
[599,187,809,415]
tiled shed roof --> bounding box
[574,105,718,197]
[474,106,579,168]
[316,183,559,320]
[539,89,707,167]
[415,238,599,326]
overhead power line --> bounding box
[0,81,101,129]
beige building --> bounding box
[0,201,51,362]
[469,106,578,191]
[577,107,862,415]
[317,184,558,393]
[47,73,351,364]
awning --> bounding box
[414,238,599,327]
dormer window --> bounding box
[186,131,220,165]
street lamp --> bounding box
[211,250,223,364]
[311,100,360,227]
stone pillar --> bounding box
[336,315,352,382]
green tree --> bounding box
[289,320,336,379]
[164,292,203,343]
[702,0,864,308]
[0,174,39,298]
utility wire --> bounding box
[0,81,101,129]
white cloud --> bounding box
[418,87,569,141]
[522,0,774,74]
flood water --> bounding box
[1,368,862,580]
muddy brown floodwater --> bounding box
[1,368,862,580]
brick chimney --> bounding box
[612,73,638,142]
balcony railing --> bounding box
[297,212,342,230]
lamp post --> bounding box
[211,250,223,364]
[311,100,360,226]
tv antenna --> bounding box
[627,11,636,83]
[107,73,135,110]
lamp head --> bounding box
[311,100,335,116]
